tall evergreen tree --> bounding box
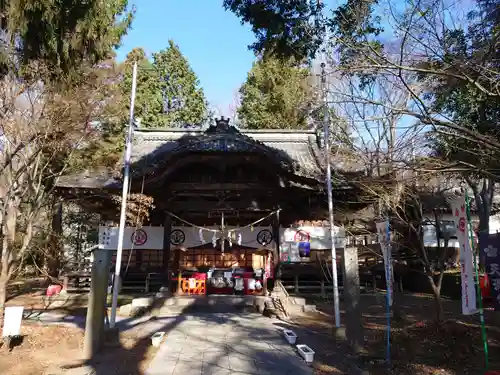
[238,56,318,129]
[121,40,207,127]
[0,0,134,77]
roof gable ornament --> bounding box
[206,116,238,135]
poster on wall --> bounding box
[280,244,290,263]
[98,226,164,250]
[450,195,477,315]
[281,226,346,250]
[279,243,310,263]
[479,232,500,310]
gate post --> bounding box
[83,249,111,359]
[341,246,364,353]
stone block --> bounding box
[302,304,317,313]
[334,326,347,340]
[131,297,154,308]
[119,303,132,316]
[288,297,306,306]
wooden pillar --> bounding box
[83,249,111,359]
[272,209,282,281]
[48,200,63,280]
[162,213,172,292]
[342,246,364,353]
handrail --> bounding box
[274,279,290,317]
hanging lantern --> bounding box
[212,231,217,248]
[228,236,232,247]
[250,226,254,232]
[198,228,204,243]
[237,232,242,246]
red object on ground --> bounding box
[46,284,62,296]
[480,274,491,299]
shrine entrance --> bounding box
[167,212,277,297]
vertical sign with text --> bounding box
[479,232,500,310]
[450,196,477,315]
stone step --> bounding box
[150,295,271,315]
[286,296,307,306]
[286,304,317,314]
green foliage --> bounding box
[120,41,207,127]
[425,0,500,174]
[223,0,324,60]
[1,0,134,78]
[238,56,318,129]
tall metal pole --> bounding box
[321,62,341,328]
[110,62,138,328]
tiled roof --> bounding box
[130,126,324,179]
[56,122,327,189]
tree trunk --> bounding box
[46,200,63,282]
[428,271,445,323]
[0,274,8,331]
[430,280,444,323]
[1,197,19,326]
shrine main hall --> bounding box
[57,117,361,295]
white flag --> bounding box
[450,195,477,315]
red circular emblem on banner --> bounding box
[131,229,148,246]
[294,230,310,242]
[459,217,466,232]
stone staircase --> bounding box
[148,295,270,315]
[269,281,317,319]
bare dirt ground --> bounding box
[2,278,157,375]
[0,323,158,375]
[290,293,500,375]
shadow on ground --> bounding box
[59,297,313,375]
[287,292,500,375]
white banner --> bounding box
[376,220,393,306]
[169,226,275,250]
[99,226,164,250]
[450,195,477,315]
[280,226,346,250]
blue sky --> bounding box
[116,1,257,117]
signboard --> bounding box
[450,196,477,315]
[479,232,500,310]
[99,226,164,250]
[2,306,23,337]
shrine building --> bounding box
[56,117,364,296]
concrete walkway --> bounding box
[146,312,313,375]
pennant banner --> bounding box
[376,220,393,306]
[479,232,500,309]
[450,195,477,315]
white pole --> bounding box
[321,62,341,328]
[110,62,138,328]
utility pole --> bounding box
[110,62,138,328]
[321,62,341,328]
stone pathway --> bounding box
[146,313,313,375]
